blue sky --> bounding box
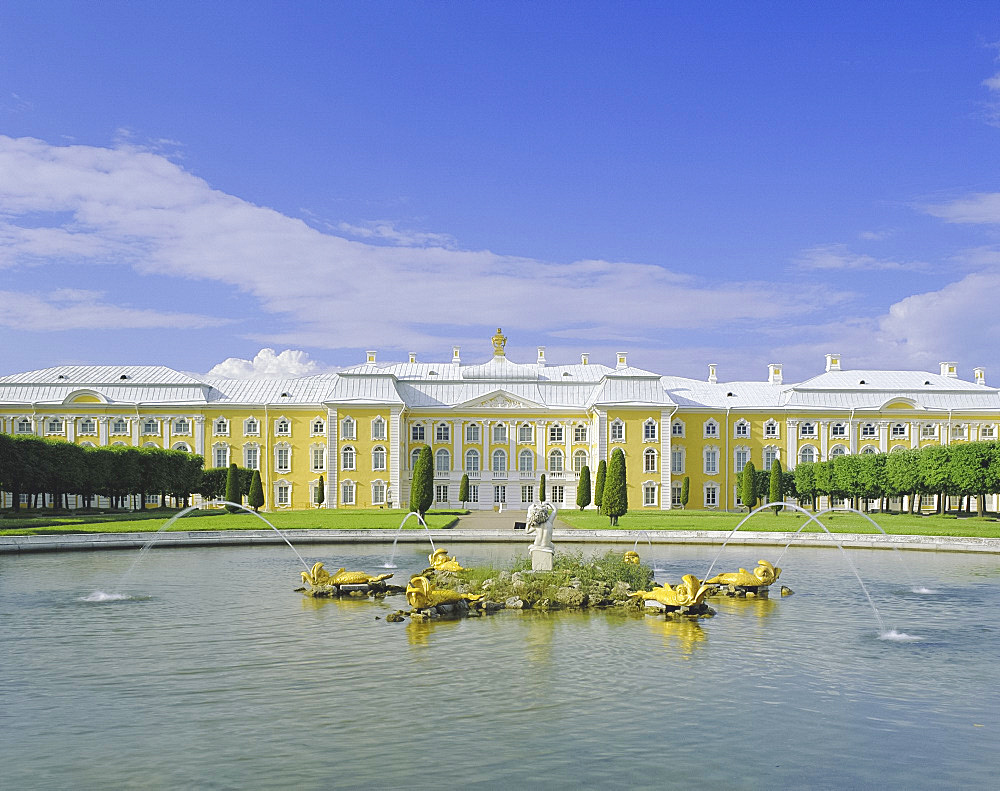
[2,2,1000,383]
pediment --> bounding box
[457,389,543,411]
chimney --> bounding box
[974,367,986,386]
[581,353,589,366]
[825,353,841,372]
[708,363,718,384]
[768,363,783,385]
[536,346,546,367]
[366,350,377,364]
[940,362,957,378]
[616,352,627,370]
[408,352,416,364]
[452,346,461,366]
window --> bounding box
[494,485,506,504]
[831,422,846,437]
[16,418,32,434]
[704,448,718,475]
[78,418,97,435]
[341,417,356,440]
[372,446,386,471]
[213,417,228,436]
[982,425,996,439]
[173,417,190,434]
[861,446,877,455]
[172,442,191,452]
[548,424,563,443]
[341,480,355,505]
[549,449,564,473]
[643,448,657,473]
[410,448,422,469]
[518,449,534,472]
[111,418,129,434]
[642,419,658,441]
[466,423,480,443]
[465,449,480,472]
[550,485,564,504]
[372,481,386,505]
[276,485,291,506]
[244,445,259,470]
[275,446,291,473]
[244,417,259,435]
[468,484,479,503]
[799,446,816,464]
[46,418,64,434]
[145,493,160,506]
[435,422,450,443]
[891,423,906,438]
[435,449,450,473]
[573,450,588,473]
[734,419,749,438]
[671,448,685,474]
[704,485,718,508]
[492,449,507,472]
[141,419,158,435]
[311,418,326,436]
[764,420,778,438]
[609,420,623,441]
[861,423,876,437]
[492,423,507,444]
[703,420,718,438]
[521,485,534,503]
[371,417,386,441]
[951,424,967,440]
[435,484,449,503]
[671,484,683,507]
[574,424,588,443]
[643,484,657,506]
[763,447,777,471]
[921,424,936,439]
[519,423,533,443]
[411,423,425,442]
[735,448,748,473]
[213,444,229,468]
[799,422,816,438]
[671,420,685,437]
[830,445,846,459]
[342,446,356,471]
[275,418,291,436]
[311,446,325,472]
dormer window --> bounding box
[119,374,130,380]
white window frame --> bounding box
[275,417,292,437]
[372,445,387,471]
[671,447,685,474]
[643,483,657,507]
[244,444,260,471]
[372,480,386,505]
[573,450,588,473]
[671,483,683,507]
[643,447,657,473]
[763,419,779,438]
[213,443,230,468]
[78,418,97,435]
[494,485,506,504]
[550,485,564,504]
[548,449,564,473]
[831,422,846,438]
[111,418,129,435]
[799,445,817,464]
[860,422,877,438]
[466,423,480,443]
[45,417,64,434]
[16,418,33,434]
[763,446,777,471]
[609,419,624,442]
[492,424,507,444]
[549,424,564,443]
[411,423,425,442]
[799,422,816,438]
[173,417,191,435]
[435,422,450,443]
[141,418,158,435]
[435,448,450,473]
[733,419,749,439]
[573,424,588,443]
[275,444,291,473]
[371,416,386,441]
[492,449,507,472]
[311,418,326,436]
[704,447,719,475]
[435,484,449,503]
[341,417,356,441]
[921,423,936,439]
[671,420,685,437]
[734,447,749,473]
[703,419,719,438]
[465,449,480,472]
[518,449,534,472]
[341,445,356,471]
[830,445,847,459]
[518,423,534,444]
[243,417,259,436]
[704,484,718,508]
[521,485,534,503]
[310,445,325,472]
[341,480,355,506]
[213,417,229,436]
[276,483,291,507]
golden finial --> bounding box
[492,327,507,356]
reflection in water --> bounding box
[712,593,779,620]
[644,615,706,656]
[405,614,462,646]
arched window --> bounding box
[518,423,533,443]
[573,449,588,473]
[643,419,658,441]
[861,445,878,455]
[518,449,534,472]
[372,446,386,471]
[79,441,96,448]
[492,449,507,472]
[213,417,228,435]
[492,423,507,444]
[371,416,386,440]
[548,449,564,473]
[172,441,192,453]
[465,449,480,472]
[643,448,657,473]
[411,448,422,469]
[341,445,356,471]
[243,417,259,435]
[435,448,450,473]
[435,422,450,443]
[830,445,847,459]
[341,416,356,440]
[799,446,816,464]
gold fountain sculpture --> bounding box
[406,575,483,610]
[630,574,711,610]
[428,548,464,572]
[623,551,641,565]
[300,561,393,589]
[705,560,781,588]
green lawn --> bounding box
[0,508,461,536]
[556,508,1000,538]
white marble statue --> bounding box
[526,501,556,551]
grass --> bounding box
[0,508,462,536]
[556,508,1000,538]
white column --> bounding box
[818,420,828,459]
[194,416,205,456]
[389,407,402,510]
[508,420,516,478]
[328,408,338,508]
[786,419,799,469]
[66,418,75,443]
[452,418,463,483]
[98,417,109,446]
[660,409,671,510]
[848,420,857,454]
[878,421,890,453]
[910,421,920,450]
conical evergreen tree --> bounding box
[458,474,469,507]
[576,465,591,510]
[739,461,758,510]
[315,475,325,507]
[248,469,264,512]
[594,459,607,509]
[769,459,784,514]
[410,446,434,517]
[603,448,628,526]
[224,462,240,512]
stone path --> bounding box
[452,510,574,531]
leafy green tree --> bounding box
[681,476,689,509]
[885,449,922,513]
[603,448,628,526]
[458,473,469,507]
[949,442,993,516]
[739,461,758,510]
[248,469,264,512]
[768,459,784,514]
[576,465,591,510]
[539,473,546,502]
[594,459,607,509]
[315,475,325,507]
[410,445,434,517]
[225,463,240,512]
[920,445,952,514]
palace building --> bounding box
[2,330,998,511]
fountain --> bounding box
[382,510,435,568]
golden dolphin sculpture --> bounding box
[631,574,711,609]
[301,562,393,588]
[623,551,641,565]
[406,575,483,610]
[428,548,464,572]
[706,560,781,587]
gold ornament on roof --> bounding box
[492,327,507,356]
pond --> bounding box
[2,541,998,790]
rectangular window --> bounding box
[832,424,846,437]
[276,448,290,472]
[763,448,776,472]
[341,419,355,440]
[610,422,623,441]
[644,421,657,441]
[982,426,995,439]
[671,485,682,507]
[672,422,684,437]
[643,485,656,506]
[704,422,718,437]
[372,481,386,505]
[734,422,748,437]
[245,447,259,471]
[705,486,718,507]
[466,424,480,443]
[277,485,290,506]
[764,422,777,437]
[549,425,563,443]
[494,485,506,504]
[371,420,386,441]
[341,482,355,505]
[436,423,450,442]
[435,484,449,503]
[244,418,259,436]
[573,425,587,443]
[735,449,748,473]
[521,485,534,503]
[468,484,479,503]
[411,424,424,442]
[671,450,684,474]
[861,424,876,437]
[311,447,325,471]
[214,447,228,468]
[921,424,936,438]
[145,494,159,505]
[493,424,507,443]
[951,425,966,440]
[705,450,718,475]
[550,485,564,504]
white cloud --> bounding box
[923,193,1000,224]
[206,348,331,378]
[795,244,920,271]
[337,219,458,248]
[983,72,1000,92]
[858,229,894,241]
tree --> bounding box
[681,476,689,509]
[458,473,469,507]
[539,473,546,502]
[739,461,758,510]
[768,459,784,514]
[949,442,992,516]
[920,445,952,514]
[248,469,264,512]
[410,445,434,517]
[224,463,240,512]
[576,465,591,510]
[603,448,628,526]
[885,449,921,513]
[594,459,607,509]
[315,475,325,507]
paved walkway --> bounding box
[452,510,575,531]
